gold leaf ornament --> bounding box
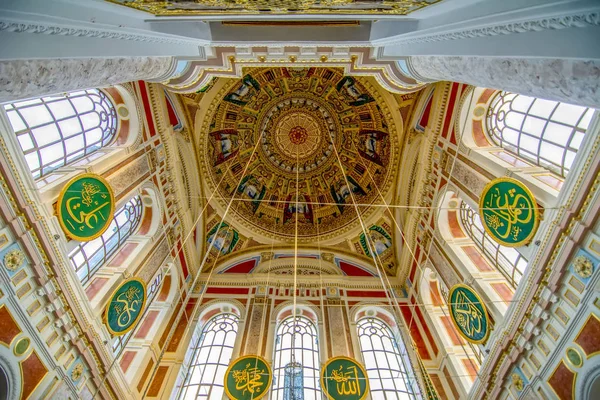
[573,255,593,279]
[4,249,25,271]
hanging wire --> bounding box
[88,83,502,398]
[90,133,240,399]
[136,113,273,399]
[322,103,424,397]
[150,193,551,211]
[347,86,492,394]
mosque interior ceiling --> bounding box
[180,67,420,275]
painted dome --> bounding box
[200,67,399,241]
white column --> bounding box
[408,56,600,108]
[0,56,174,102]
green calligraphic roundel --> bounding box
[478,177,539,247]
[448,284,490,345]
[224,355,272,400]
[57,173,115,241]
[104,278,147,336]
[321,356,369,400]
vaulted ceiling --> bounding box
[194,67,406,245]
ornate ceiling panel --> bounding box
[108,0,441,16]
[198,67,400,242]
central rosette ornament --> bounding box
[272,108,326,163]
[289,125,308,144]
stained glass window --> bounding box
[272,316,320,400]
[357,317,421,400]
[4,89,118,179]
[460,201,527,288]
[178,313,239,400]
[486,92,593,177]
[69,195,142,284]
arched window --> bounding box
[486,92,593,177]
[178,313,239,400]
[272,315,320,400]
[4,89,118,179]
[357,317,421,400]
[459,201,527,288]
[69,195,142,284]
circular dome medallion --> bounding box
[260,95,338,176]
[275,111,321,159]
[201,67,398,241]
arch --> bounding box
[271,310,321,400]
[486,91,593,178]
[271,301,321,326]
[3,89,118,179]
[137,185,163,238]
[0,352,19,400]
[69,194,143,284]
[254,258,343,276]
[457,86,598,200]
[2,85,143,200]
[575,350,600,399]
[196,299,245,325]
[434,186,517,317]
[459,201,527,287]
[356,314,422,399]
[177,311,240,400]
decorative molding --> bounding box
[377,11,600,46]
[166,47,424,94]
[0,19,204,45]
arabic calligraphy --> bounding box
[232,363,265,395]
[113,286,142,328]
[225,355,272,400]
[479,178,539,247]
[331,365,362,396]
[448,285,490,344]
[322,357,369,400]
[58,174,114,241]
[105,278,146,336]
[453,290,483,338]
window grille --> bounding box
[459,201,527,288]
[4,89,118,179]
[69,195,142,284]
[357,317,421,400]
[178,313,239,399]
[272,316,320,400]
[486,91,593,177]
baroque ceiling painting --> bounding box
[198,67,400,245]
[108,0,442,16]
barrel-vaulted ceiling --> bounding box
[193,67,405,244]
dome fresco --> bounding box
[199,67,400,241]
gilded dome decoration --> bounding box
[200,67,399,242]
